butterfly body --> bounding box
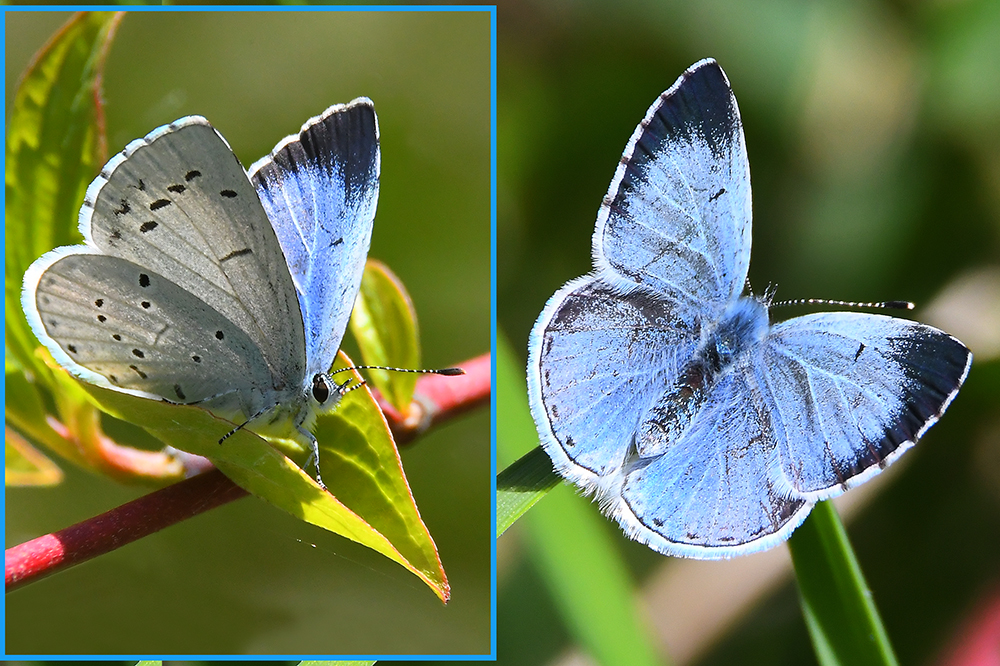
[527,60,971,558]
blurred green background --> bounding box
[495,1,1000,666]
[5,10,491,656]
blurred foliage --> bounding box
[494,1,1000,666]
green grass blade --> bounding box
[497,446,559,537]
[788,500,899,666]
[526,484,665,666]
[496,330,558,536]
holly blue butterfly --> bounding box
[22,99,381,489]
[526,59,972,558]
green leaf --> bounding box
[76,352,449,603]
[496,329,559,536]
[6,11,123,378]
[789,500,899,666]
[349,258,420,413]
[497,329,663,666]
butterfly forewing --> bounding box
[250,98,379,378]
[594,59,752,315]
[82,117,306,391]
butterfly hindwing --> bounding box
[616,364,811,558]
[25,250,270,414]
[529,277,703,487]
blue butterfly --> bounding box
[23,100,379,489]
[526,59,972,558]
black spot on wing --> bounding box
[140,221,158,233]
[149,199,171,211]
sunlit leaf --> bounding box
[76,351,448,602]
[350,259,420,413]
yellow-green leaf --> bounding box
[6,11,123,378]
[349,259,420,413]
[74,352,448,602]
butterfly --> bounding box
[526,59,973,558]
[22,99,381,489]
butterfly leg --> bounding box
[297,425,326,490]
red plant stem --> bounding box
[6,351,490,592]
[6,469,246,592]
[379,351,492,444]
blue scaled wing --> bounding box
[528,277,703,491]
[614,362,811,559]
[249,98,380,378]
[762,312,972,499]
[594,58,751,317]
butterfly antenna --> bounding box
[339,379,369,395]
[329,365,465,376]
[770,298,914,311]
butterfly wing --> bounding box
[614,364,811,558]
[529,60,753,503]
[762,312,972,499]
[248,99,380,378]
[528,277,703,493]
[593,58,751,316]
[22,250,271,417]
[71,116,307,396]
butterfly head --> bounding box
[309,373,348,413]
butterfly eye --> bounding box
[311,374,331,404]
